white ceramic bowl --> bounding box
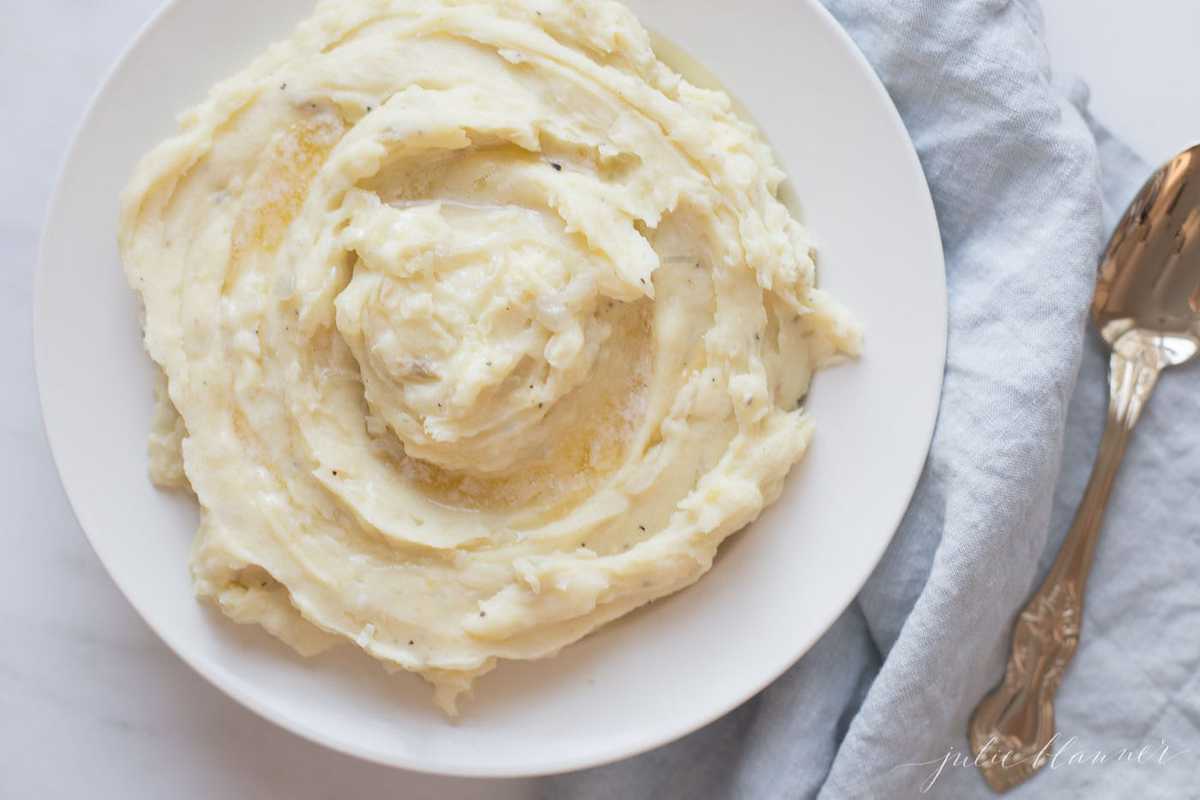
[35,0,945,777]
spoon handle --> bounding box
[968,348,1160,793]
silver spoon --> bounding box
[968,144,1200,793]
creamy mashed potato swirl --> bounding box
[121,0,860,713]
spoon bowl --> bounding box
[1093,143,1200,366]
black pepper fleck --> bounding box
[280,82,287,90]
[479,611,487,617]
[332,470,339,476]
[550,162,562,171]
[638,525,646,532]
[408,640,414,645]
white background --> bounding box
[3,1,1198,798]
[1041,2,1200,166]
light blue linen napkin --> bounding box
[545,1,1200,797]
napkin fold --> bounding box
[545,1,1199,797]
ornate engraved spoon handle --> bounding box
[968,348,1160,792]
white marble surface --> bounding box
[2,2,1196,797]
[1042,0,1200,167]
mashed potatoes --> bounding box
[120,0,859,714]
